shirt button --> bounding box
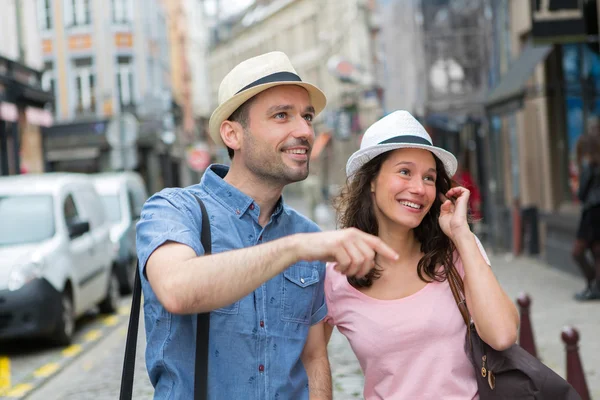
[235,209,240,215]
[258,364,265,372]
[300,278,305,284]
[249,203,255,210]
[260,320,264,327]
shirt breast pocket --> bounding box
[212,301,240,315]
[281,262,320,324]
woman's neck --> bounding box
[376,220,422,269]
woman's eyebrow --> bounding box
[393,161,436,173]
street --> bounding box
[0,199,596,400]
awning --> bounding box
[485,43,553,116]
[46,147,100,162]
[311,132,332,160]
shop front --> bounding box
[0,55,54,176]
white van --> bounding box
[92,172,147,294]
[0,173,119,345]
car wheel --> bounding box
[52,290,74,346]
[99,270,120,314]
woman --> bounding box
[572,133,600,301]
[324,111,519,399]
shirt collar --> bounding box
[201,164,287,218]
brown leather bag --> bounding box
[446,265,582,399]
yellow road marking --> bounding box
[0,357,10,391]
[118,306,130,315]
[84,329,102,342]
[5,383,33,397]
[102,315,119,326]
[62,344,82,357]
[33,363,60,378]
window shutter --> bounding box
[63,0,73,27]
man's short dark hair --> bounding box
[226,97,255,160]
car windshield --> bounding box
[0,195,55,246]
[100,195,122,223]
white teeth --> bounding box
[285,149,307,154]
[400,201,422,209]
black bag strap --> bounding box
[120,194,211,400]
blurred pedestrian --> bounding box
[135,51,398,400]
[454,154,482,227]
[324,111,518,399]
[571,133,600,301]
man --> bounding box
[136,51,398,399]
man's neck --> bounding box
[223,165,284,226]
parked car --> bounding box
[0,173,120,345]
[92,172,147,294]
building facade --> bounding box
[39,0,176,194]
[207,0,383,195]
[164,0,212,186]
[485,0,600,274]
[0,0,54,176]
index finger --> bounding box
[364,236,398,261]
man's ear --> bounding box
[220,120,242,152]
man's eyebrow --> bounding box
[265,105,315,115]
[394,161,437,173]
[266,104,294,115]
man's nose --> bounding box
[291,115,314,141]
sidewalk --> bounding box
[286,197,600,399]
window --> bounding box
[112,0,132,23]
[64,0,91,27]
[37,0,53,30]
[73,58,95,114]
[0,195,55,246]
[42,62,55,113]
[42,62,55,93]
[63,194,79,226]
[116,56,134,107]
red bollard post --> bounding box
[561,327,590,400]
[516,293,537,358]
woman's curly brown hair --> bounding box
[333,150,458,288]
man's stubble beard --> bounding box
[243,128,310,186]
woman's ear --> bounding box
[370,180,376,193]
[220,120,242,153]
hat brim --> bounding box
[346,143,458,178]
[209,81,327,146]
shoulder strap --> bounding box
[446,264,471,328]
[119,194,212,400]
[194,195,211,400]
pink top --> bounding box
[325,238,490,400]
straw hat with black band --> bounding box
[346,110,458,179]
[208,51,327,147]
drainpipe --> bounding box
[15,0,26,63]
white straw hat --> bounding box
[346,110,458,178]
[208,51,327,146]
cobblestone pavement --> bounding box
[22,197,600,399]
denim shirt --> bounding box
[136,164,327,400]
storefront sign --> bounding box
[530,0,587,43]
[187,142,211,172]
[25,106,53,127]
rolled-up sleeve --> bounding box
[310,261,328,325]
[136,189,205,277]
